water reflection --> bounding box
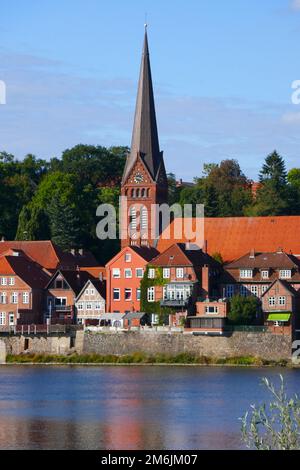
[0,365,299,450]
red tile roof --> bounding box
[151,243,220,267]
[157,216,300,263]
[0,254,50,288]
[0,241,99,270]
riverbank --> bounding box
[5,353,290,367]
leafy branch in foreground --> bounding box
[241,375,300,450]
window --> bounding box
[9,313,14,326]
[124,269,132,279]
[205,306,219,314]
[125,253,131,263]
[147,287,155,302]
[240,270,253,279]
[112,268,120,279]
[136,288,141,301]
[22,292,29,304]
[95,302,102,310]
[250,285,258,297]
[125,288,132,301]
[269,297,276,306]
[136,268,144,278]
[113,288,120,301]
[86,303,92,310]
[148,268,155,279]
[261,270,269,279]
[261,285,269,294]
[280,270,291,279]
[77,303,83,310]
[163,268,170,279]
[85,289,90,295]
[225,285,235,298]
[0,277,7,286]
[55,279,63,289]
[55,297,66,306]
[278,296,286,306]
[90,289,95,296]
[0,293,7,304]
[240,285,248,297]
[8,277,15,286]
[130,206,137,230]
[0,312,6,326]
[176,268,184,279]
[141,206,148,230]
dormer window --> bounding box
[240,269,253,279]
[279,270,291,279]
[261,270,269,279]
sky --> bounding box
[0,0,300,180]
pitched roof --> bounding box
[106,245,159,267]
[122,30,165,184]
[47,270,94,296]
[79,266,106,280]
[151,243,220,268]
[225,251,300,269]
[157,216,300,263]
[0,241,99,270]
[0,254,50,288]
[261,279,298,297]
[75,278,106,301]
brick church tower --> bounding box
[121,28,168,249]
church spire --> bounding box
[122,29,164,183]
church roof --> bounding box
[157,216,300,263]
[122,29,164,183]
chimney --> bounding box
[79,249,83,256]
[71,248,76,256]
[99,272,103,282]
[1,236,5,242]
[202,265,210,297]
[249,248,255,259]
[203,240,208,254]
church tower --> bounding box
[121,28,168,248]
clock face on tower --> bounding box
[134,172,144,184]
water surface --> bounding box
[0,365,299,450]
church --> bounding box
[105,29,300,334]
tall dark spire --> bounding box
[122,29,164,183]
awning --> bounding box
[267,313,291,322]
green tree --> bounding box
[228,295,260,325]
[16,204,50,240]
[47,194,82,250]
[259,150,287,189]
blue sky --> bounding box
[1,0,300,180]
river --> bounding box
[0,365,299,450]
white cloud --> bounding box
[291,0,300,10]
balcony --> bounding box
[52,305,72,313]
[160,298,189,308]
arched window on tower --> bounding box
[136,188,140,198]
[141,188,146,198]
[146,188,150,198]
[130,206,137,231]
[131,188,135,198]
[141,205,148,232]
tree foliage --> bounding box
[228,295,260,325]
[241,375,300,450]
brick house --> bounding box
[221,250,300,300]
[261,279,299,336]
[45,270,93,323]
[0,249,50,327]
[147,243,221,326]
[106,246,159,314]
[188,299,229,332]
[75,279,106,325]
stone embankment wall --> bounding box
[82,330,292,361]
[0,330,292,361]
